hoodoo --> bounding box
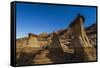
[69,14,96,61]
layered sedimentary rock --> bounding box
[69,14,96,61]
[46,32,69,63]
[86,24,97,48]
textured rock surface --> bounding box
[69,14,96,61]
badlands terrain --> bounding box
[16,14,97,66]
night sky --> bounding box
[16,3,97,38]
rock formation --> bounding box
[16,14,97,65]
[46,32,72,63]
[69,14,96,61]
[27,33,39,47]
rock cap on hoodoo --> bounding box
[69,14,85,27]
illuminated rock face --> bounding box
[27,33,40,47]
[69,14,96,61]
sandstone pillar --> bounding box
[69,14,95,61]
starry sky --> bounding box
[16,2,97,38]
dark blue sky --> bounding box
[16,3,96,38]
